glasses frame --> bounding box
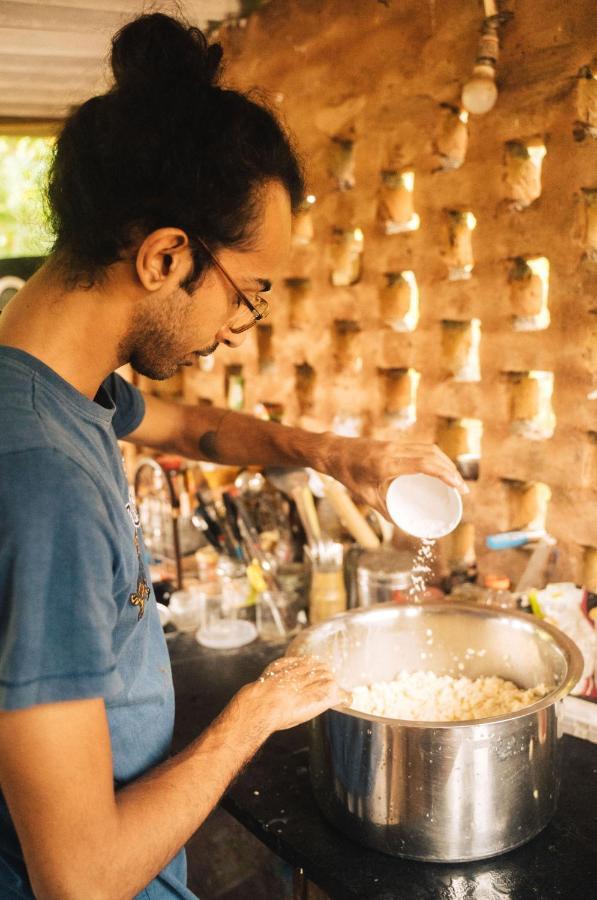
[195,237,270,334]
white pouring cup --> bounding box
[386,473,463,539]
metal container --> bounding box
[287,603,583,862]
[356,548,413,606]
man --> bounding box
[0,13,465,899]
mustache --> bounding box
[195,342,219,357]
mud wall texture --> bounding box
[146,0,597,586]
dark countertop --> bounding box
[169,633,597,900]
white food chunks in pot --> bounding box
[350,671,549,722]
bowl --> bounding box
[385,473,463,539]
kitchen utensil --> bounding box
[486,529,546,550]
[222,492,247,555]
[193,496,225,549]
[232,497,276,573]
[515,537,558,593]
[265,467,322,549]
[371,509,395,544]
[288,602,582,862]
[229,494,286,636]
[234,469,266,495]
[320,475,380,549]
[386,473,462,539]
[190,510,220,551]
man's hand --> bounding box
[0,660,347,900]
[324,437,469,518]
[235,656,350,735]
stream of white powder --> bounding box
[409,538,436,600]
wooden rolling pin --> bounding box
[321,476,380,549]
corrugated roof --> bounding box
[0,1,242,123]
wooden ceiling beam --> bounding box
[0,117,62,135]
[10,1,165,11]
[0,84,94,103]
[0,0,242,120]
[0,100,71,117]
[0,2,129,32]
[0,26,111,57]
[1,1,241,22]
[0,73,105,94]
[0,52,103,74]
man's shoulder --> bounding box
[0,406,50,457]
[0,351,49,452]
[0,445,105,513]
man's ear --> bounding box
[135,228,191,291]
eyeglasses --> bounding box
[195,237,270,334]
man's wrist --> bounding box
[227,682,277,746]
[288,427,338,475]
[189,402,343,478]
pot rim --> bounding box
[287,601,585,729]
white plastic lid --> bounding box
[386,474,463,539]
[196,619,257,650]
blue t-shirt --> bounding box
[0,346,196,899]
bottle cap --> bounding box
[484,574,510,590]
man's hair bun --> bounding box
[111,13,223,95]
[47,11,304,288]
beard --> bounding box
[118,287,218,380]
[129,350,184,381]
[195,341,219,359]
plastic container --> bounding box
[385,474,462,539]
[168,587,205,632]
[195,592,257,649]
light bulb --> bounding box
[400,170,415,192]
[461,65,498,115]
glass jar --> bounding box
[168,586,205,633]
[216,556,251,613]
[483,574,516,609]
[256,590,305,642]
[196,592,257,649]
[310,567,347,625]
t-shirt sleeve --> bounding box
[103,372,146,439]
[0,449,124,710]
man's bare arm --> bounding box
[126,393,467,514]
[0,658,346,900]
[127,392,331,472]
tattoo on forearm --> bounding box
[198,410,234,461]
[198,431,219,460]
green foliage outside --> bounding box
[0,136,55,259]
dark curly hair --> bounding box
[46,13,305,288]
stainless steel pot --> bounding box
[287,603,583,862]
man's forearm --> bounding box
[104,688,267,900]
[11,662,342,900]
[128,392,467,517]
[179,403,335,473]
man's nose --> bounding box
[216,324,248,349]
